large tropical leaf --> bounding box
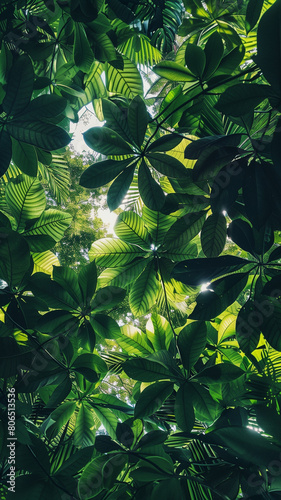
[89,238,146,267]
[106,57,143,98]
[129,260,160,316]
[24,209,72,242]
[114,211,150,247]
[6,121,71,150]
[5,174,46,230]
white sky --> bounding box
[70,105,118,235]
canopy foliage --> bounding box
[1,1,281,499]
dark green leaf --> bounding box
[178,321,207,372]
[246,0,264,32]
[74,23,94,72]
[194,364,245,384]
[201,213,226,258]
[0,230,31,287]
[236,300,261,354]
[123,358,173,382]
[2,55,34,116]
[215,84,270,116]
[172,255,249,286]
[203,32,224,80]
[7,121,71,150]
[146,134,183,153]
[185,43,206,78]
[0,128,12,177]
[190,273,249,320]
[90,314,121,339]
[128,95,148,148]
[107,163,136,211]
[138,160,165,211]
[147,152,187,178]
[174,384,195,432]
[12,139,37,177]
[257,0,281,91]
[135,381,174,418]
[83,126,134,156]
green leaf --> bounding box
[146,313,173,351]
[91,286,126,312]
[90,314,121,339]
[203,426,281,466]
[32,250,59,275]
[129,260,160,316]
[78,455,109,500]
[163,242,198,262]
[74,23,94,72]
[153,61,196,81]
[45,376,72,409]
[228,219,256,255]
[98,259,149,288]
[107,163,136,210]
[7,121,71,150]
[89,237,146,267]
[0,337,32,378]
[128,95,148,148]
[74,403,96,447]
[23,95,67,120]
[135,381,174,418]
[2,55,34,116]
[56,447,95,477]
[37,310,77,336]
[174,384,195,432]
[215,84,271,117]
[243,161,271,229]
[29,272,79,311]
[83,126,133,156]
[172,255,249,286]
[163,211,206,249]
[0,128,12,177]
[236,300,261,354]
[114,211,149,247]
[91,406,118,438]
[184,134,242,159]
[185,43,206,78]
[48,401,77,438]
[142,207,175,245]
[201,213,226,258]
[116,324,154,356]
[106,57,143,98]
[257,0,281,91]
[178,321,207,372]
[203,32,224,80]
[190,273,249,320]
[53,266,82,306]
[12,139,38,177]
[189,382,220,422]
[194,363,245,384]
[0,230,31,287]
[5,174,46,230]
[24,209,72,242]
[123,357,174,382]
[255,296,281,351]
[138,160,165,211]
[146,134,183,153]
[72,353,107,375]
[102,99,133,144]
[147,152,187,178]
[246,0,264,32]
[78,261,97,306]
